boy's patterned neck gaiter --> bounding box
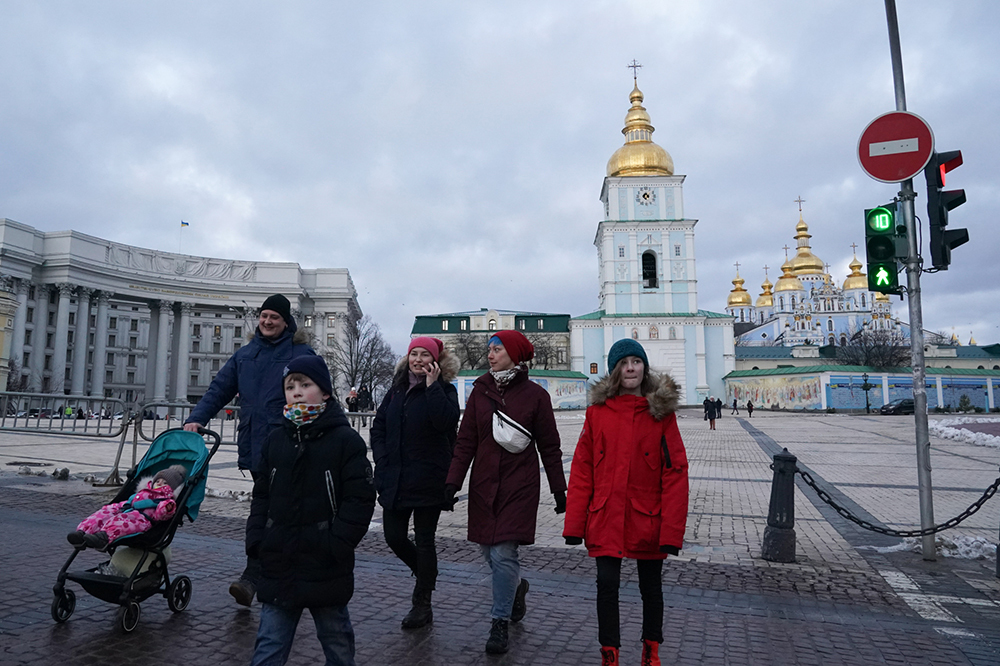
[283,403,327,427]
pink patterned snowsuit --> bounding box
[77,481,178,542]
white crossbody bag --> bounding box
[490,400,533,454]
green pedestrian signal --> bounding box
[864,203,904,294]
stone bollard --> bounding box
[761,448,798,563]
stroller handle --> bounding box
[194,426,222,457]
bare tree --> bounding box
[325,315,398,399]
[452,332,490,370]
[6,359,28,392]
[836,326,911,368]
[526,334,562,370]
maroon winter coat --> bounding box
[447,370,567,546]
[563,372,689,560]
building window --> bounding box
[537,319,544,330]
[590,363,598,374]
[28,286,35,300]
[192,341,199,352]
[215,312,222,318]
[129,336,137,349]
[460,320,467,331]
[214,325,221,337]
[68,312,75,326]
[46,333,53,347]
[235,327,242,339]
[327,334,336,346]
[126,371,135,383]
[442,320,449,331]
[828,320,834,332]
[233,342,241,351]
[641,251,658,288]
[108,334,116,347]
[304,315,313,327]
[861,294,866,308]
[129,319,137,331]
[193,324,201,336]
[128,354,136,367]
[67,330,74,344]
[26,307,33,323]
[212,359,220,371]
[89,314,96,327]
[618,246,625,258]
[213,342,221,353]
[105,370,113,383]
[190,358,199,370]
[23,352,29,367]
[44,355,51,370]
[109,317,117,329]
[106,352,114,365]
[49,290,57,305]
[488,319,497,331]
[327,315,336,328]
[674,244,682,257]
[191,374,199,387]
[87,351,93,363]
[48,311,55,326]
[519,320,526,330]
[24,330,31,345]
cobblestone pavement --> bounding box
[2,411,1000,664]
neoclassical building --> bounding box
[726,212,899,346]
[0,218,360,403]
[568,81,735,403]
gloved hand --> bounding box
[553,491,566,514]
[443,484,459,511]
[246,542,260,560]
[659,545,680,555]
[565,536,583,546]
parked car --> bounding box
[880,398,915,415]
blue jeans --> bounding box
[480,542,520,620]
[250,603,355,666]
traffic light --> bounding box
[924,150,968,270]
[865,203,904,294]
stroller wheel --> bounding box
[116,600,141,633]
[51,590,76,623]
[167,575,192,612]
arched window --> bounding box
[779,297,785,310]
[590,363,598,374]
[739,310,745,322]
[828,319,834,332]
[488,319,497,331]
[641,251,658,288]
[752,366,759,370]
[840,334,847,346]
[978,365,985,370]
[791,296,796,308]
[829,335,835,345]
[668,327,677,340]
[861,294,867,308]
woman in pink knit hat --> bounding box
[370,336,460,629]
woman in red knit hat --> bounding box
[371,336,460,630]
[446,329,567,655]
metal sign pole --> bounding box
[885,0,936,560]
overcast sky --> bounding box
[2,1,997,352]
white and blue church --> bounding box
[569,82,734,403]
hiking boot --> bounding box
[82,531,109,551]
[510,578,529,622]
[67,530,86,546]
[401,588,433,629]
[485,618,509,654]
[601,646,619,665]
[229,577,256,607]
[641,639,661,666]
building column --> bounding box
[9,279,28,373]
[91,292,110,397]
[29,284,49,392]
[314,311,326,349]
[174,303,193,402]
[70,287,92,395]
[50,284,74,394]
[153,301,172,401]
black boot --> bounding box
[485,618,509,654]
[510,578,529,622]
[401,588,433,629]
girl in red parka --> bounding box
[563,339,689,666]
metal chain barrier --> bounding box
[796,467,1000,538]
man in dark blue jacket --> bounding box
[184,293,315,606]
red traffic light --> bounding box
[930,150,963,187]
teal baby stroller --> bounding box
[52,427,221,632]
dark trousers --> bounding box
[595,557,664,648]
[382,506,441,592]
[242,469,262,583]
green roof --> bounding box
[725,365,1000,379]
[572,309,731,321]
[456,369,588,379]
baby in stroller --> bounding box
[67,465,187,552]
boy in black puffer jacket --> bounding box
[247,355,375,666]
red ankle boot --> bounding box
[600,646,618,665]
[641,639,661,666]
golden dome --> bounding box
[875,292,890,303]
[755,276,774,308]
[790,215,825,275]
[606,84,674,177]
[970,333,978,345]
[842,255,867,290]
[727,273,752,307]
[774,260,805,293]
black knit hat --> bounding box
[260,294,293,328]
[153,464,187,490]
[284,355,333,399]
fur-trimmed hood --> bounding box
[588,371,680,421]
[392,346,460,386]
[248,327,310,345]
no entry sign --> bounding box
[858,111,934,183]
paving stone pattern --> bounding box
[2,411,1000,664]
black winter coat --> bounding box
[370,378,459,509]
[247,402,376,609]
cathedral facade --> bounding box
[569,82,734,403]
[726,213,900,347]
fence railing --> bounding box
[136,401,241,444]
[0,392,130,438]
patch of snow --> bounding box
[929,417,1000,449]
[205,487,252,502]
[864,534,996,560]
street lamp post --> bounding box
[861,372,873,414]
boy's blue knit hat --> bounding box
[607,338,649,373]
[283,355,333,398]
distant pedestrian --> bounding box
[446,330,566,655]
[715,397,724,421]
[346,388,359,428]
[706,396,716,430]
[184,293,315,607]
[370,337,460,629]
[358,385,373,427]
[731,399,739,415]
[746,400,754,418]
[563,339,689,666]
[247,355,375,666]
